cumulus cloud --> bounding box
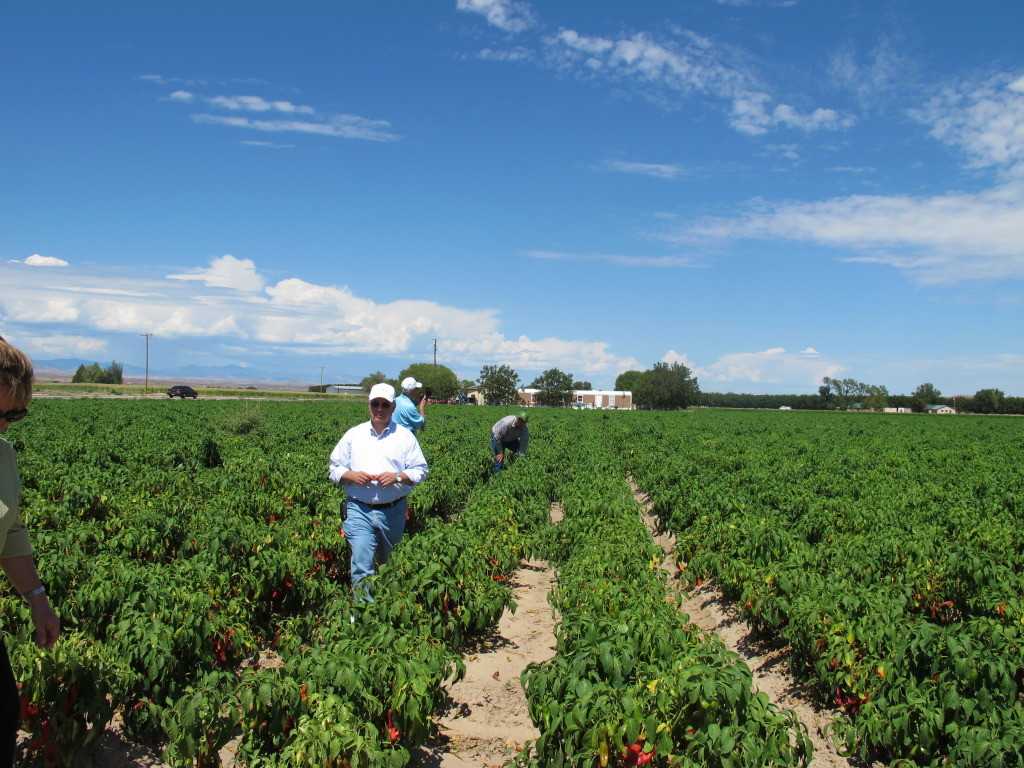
[0,254,637,377]
[168,255,265,292]
[674,347,845,389]
[456,0,536,33]
[25,335,108,357]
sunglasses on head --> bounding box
[0,407,28,424]
[369,400,393,408]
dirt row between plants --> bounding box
[62,483,871,768]
[411,503,562,767]
[629,477,878,768]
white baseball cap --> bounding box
[368,383,396,402]
[400,376,423,392]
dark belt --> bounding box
[350,497,403,510]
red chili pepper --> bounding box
[385,710,401,743]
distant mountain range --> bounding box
[32,358,324,388]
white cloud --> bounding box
[676,347,845,389]
[913,72,1024,176]
[25,335,107,357]
[827,37,911,109]
[730,92,854,136]
[241,140,295,149]
[545,29,852,136]
[456,0,536,33]
[191,113,400,142]
[204,95,315,114]
[476,47,534,63]
[155,84,400,142]
[676,181,1024,284]
[168,255,265,292]
[666,73,1024,284]
[602,160,686,179]
[0,255,637,378]
[9,254,70,267]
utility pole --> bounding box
[319,366,326,392]
[140,333,153,394]
[433,338,437,366]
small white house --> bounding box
[925,404,956,415]
[517,388,634,409]
[326,384,364,395]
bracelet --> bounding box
[21,586,46,600]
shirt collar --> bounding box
[369,420,395,438]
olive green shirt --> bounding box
[0,438,33,559]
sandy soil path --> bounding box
[411,505,561,767]
[629,477,878,768]
[63,484,877,768]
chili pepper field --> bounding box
[4,400,1022,767]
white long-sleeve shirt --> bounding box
[328,420,428,504]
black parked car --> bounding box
[167,385,198,399]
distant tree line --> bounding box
[331,364,1022,415]
[696,381,1023,415]
[72,361,124,384]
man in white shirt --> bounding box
[329,383,428,597]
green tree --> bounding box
[910,382,942,413]
[634,362,699,410]
[531,368,574,407]
[72,360,123,384]
[863,384,889,411]
[614,370,644,393]
[477,364,521,406]
[360,371,387,393]
[973,388,1005,414]
[571,380,593,391]
[400,363,458,401]
[821,377,871,410]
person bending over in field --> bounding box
[0,337,60,767]
[491,412,529,474]
[328,383,428,600]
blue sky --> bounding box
[2,0,1022,395]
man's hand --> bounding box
[378,471,403,487]
[343,470,377,486]
[30,599,60,650]
[495,452,504,463]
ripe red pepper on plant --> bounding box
[385,710,401,743]
[619,737,655,766]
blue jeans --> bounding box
[343,497,408,600]
[491,436,521,473]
